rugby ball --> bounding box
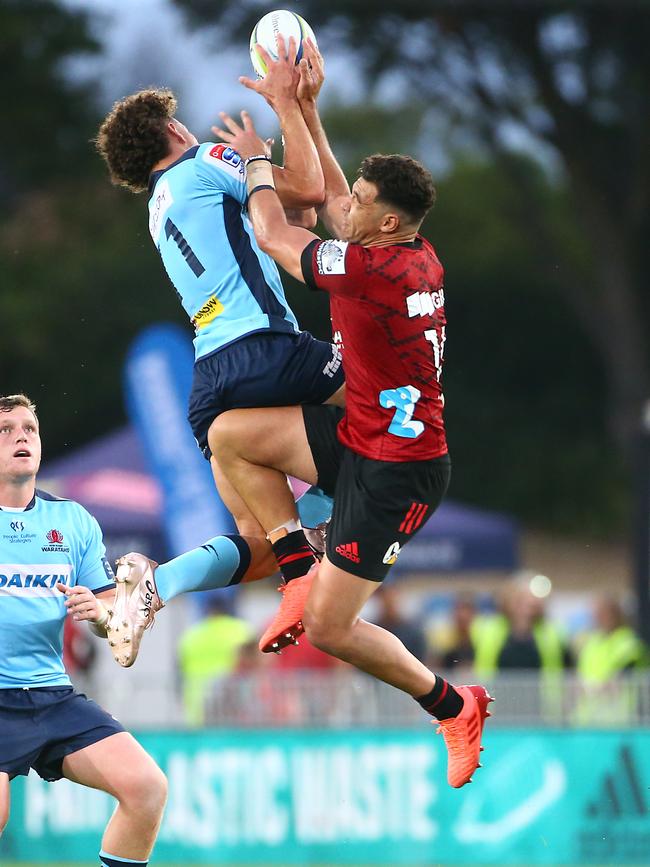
[249,9,317,78]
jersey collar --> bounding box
[0,492,36,511]
[395,237,423,249]
[148,144,200,194]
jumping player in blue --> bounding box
[95,39,344,558]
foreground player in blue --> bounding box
[0,394,278,856]
[0,394,166,865]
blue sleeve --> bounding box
[76,512,116,594]
[195,142,248,206]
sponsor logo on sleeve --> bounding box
[316,240,348,276]
[191,295,225,330]
[204,143,245,178]
[102,556,115,581]
[148,178,173,245]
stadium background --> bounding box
[1,1,649,865]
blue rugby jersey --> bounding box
[148,143,299,360]
[0,490,115,688]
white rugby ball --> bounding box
[249,9,317,78]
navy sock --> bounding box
[272,529,315,582]
[99,852,148,867]
[417,677,464,719]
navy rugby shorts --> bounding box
[189,330,345,459]
[0,686,124,782]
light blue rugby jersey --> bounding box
[0,490,115,689]
[147,142,299,360]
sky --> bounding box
[60,0,364,138]
[58,0,561,177]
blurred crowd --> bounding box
[172,578,650,727]
[65,576,650,728]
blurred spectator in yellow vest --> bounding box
[575,594,648,725]
[473,579,569,675]
[472,578,570,721]
[179,594,253,725]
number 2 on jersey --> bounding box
[379,385,424,439]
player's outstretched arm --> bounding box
[214,111,318,282]
[222,36,324,210]
[297,38,351,238]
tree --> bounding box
[0,0,100,200]
[0,1,184,454]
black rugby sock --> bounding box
[272,529,316,582]
[417,676,464,719]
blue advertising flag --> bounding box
[124,323,232,556]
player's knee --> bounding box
[0,802,10,837]
[118,763,167,819]
[0,779,9,837]
[303,609,348,656]
[208,412,241,458]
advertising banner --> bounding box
[2,729,649,864]
[124,323,232,556]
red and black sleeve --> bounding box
[300,239,366,295]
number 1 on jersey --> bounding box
[165,218,205,278]
[379,385,424,439]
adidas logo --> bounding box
[579,744,649,861]
[586,745,648,819]
[336,542,361,563]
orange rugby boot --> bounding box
[258,564,317,653]
[435,684,494,788]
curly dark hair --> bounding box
[95,89,178,193]
[358,154,436,224]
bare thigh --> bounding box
[325,383,346,408]
[209,406,318,485]
[62,732,165,801]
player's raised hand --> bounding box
[211,111,269,162]
[297,37,324,103]
[239,34,300,108]
[56,582,109,625]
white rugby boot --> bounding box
[106,552,164,668]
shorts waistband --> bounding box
[0,685,72,693]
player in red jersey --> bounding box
[207,40,492,788]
